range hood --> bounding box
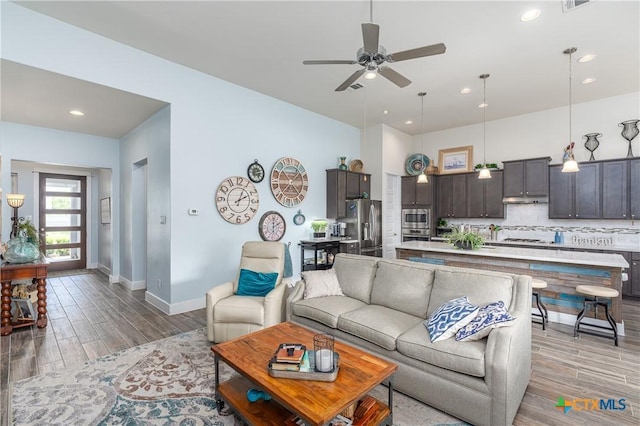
[502,196,549,204]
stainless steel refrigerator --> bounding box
[343,199,382,257]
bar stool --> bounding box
[573,285,619,346]
[531,279,548,330]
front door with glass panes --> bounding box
[39,173,86,271]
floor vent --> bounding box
[562,0,592,13]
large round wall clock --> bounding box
[215,176,259,224]
[270,156,309,207]
[258,210,286,241]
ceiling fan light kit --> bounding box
[303,1,446,92]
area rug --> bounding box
[10,328,466,425]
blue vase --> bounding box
[4,237,40,264]
[338,157,348,170]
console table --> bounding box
[1,257,49,336]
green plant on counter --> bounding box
[310,219,327,233]
[444,226,484,250]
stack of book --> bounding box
[268,343,308,372]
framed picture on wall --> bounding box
[100,197,111,224]
[438,145,474,174]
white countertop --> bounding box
[396,241,629,269]
[430,237,639,253]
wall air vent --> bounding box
[348,83,364,91]
[562,0,592,13]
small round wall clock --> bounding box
[215,176,259,224]
[293,209,306,225]
[270,156,309,207]
[258,210,286,241]
[247,159,265,183]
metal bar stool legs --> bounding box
[574,285,619,346]
[533,291,548,330]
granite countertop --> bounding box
[396,241,629,269]
[430,237,639,253]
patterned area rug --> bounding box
[10,328,466,425]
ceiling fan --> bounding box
[303,2,446,91]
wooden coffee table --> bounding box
[211,321,397,425]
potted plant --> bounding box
[310,219,328,238]
[474,163,499,170]
[444,226,485,250]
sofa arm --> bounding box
[206,281,234,341]
[264,283,287,327]
[484,275,532,425]
[285,280,305,321]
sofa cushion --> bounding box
[397,322,487,377]
[427,269,514,318]
[426,296,479,342]
[213,295,265,325]
[301,268,344,299]
[292,296,365,328]
[337,305,424,351]
[333,254,378,304]
[370,260,435,318]
[455,301,516,341]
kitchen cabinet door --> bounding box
[466,174,484,218]
[401,176,433,208]
[484,170,505,218]
[437,175,466,218]
[602,160,628,219]
[503,161,524,197]
[326,169,347,218]
[630,158,640,221]
[549,165,574,218]
[574,162,601,219]
[524,158,550,197]
[346,172,361,199]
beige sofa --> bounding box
[286,253,532,426]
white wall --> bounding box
[1,3,359,312]
[97,168,112,275]
[416,92,640,167]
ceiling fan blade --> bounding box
[362,22,380,53]
[335,69,366,92]
[388,43,446,62]
[303,60,357,65]
[378,66,411,88]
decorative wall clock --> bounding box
[215,176,259,224]
[258,210,286,241]
[270,156,309,207]
[247,159,265,183]
[293,209,306,225]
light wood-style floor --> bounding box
[1,270,639,425]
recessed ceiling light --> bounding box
[520,9,540,22]
[460,87,472,94]
[364,71,377,80]
[405,120,413,125]
[578,54,596,63]
[69,110,84,116]
[581,77,596,84]
[383,110,389,115]
[478,103,488,109]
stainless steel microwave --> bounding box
[401,208,430,229]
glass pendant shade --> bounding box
[417,172,428,183]
[562,158,580,173]
[7,194,25,208]
[478,167,492,179]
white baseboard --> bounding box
[118,276,146,291]
[144,292,205,315]
[532,308,625,336]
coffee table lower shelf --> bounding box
[217,375,391,426]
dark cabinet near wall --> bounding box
[630,158,640,221]
[326,169,371,218]
[602,160,628,219]
[549,162,601,219]
[436,174,467,219]
[401,175,434,208]
[502,157,551,199]
[631,252,640,297]
[466,170,505,218]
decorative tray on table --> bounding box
[268,349,340,382]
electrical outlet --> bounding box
[157,279,162,289]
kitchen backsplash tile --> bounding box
[446,204,640,249]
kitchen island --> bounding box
[396,241,629,330]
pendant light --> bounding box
[562,47,580,173]
[417,91,428,183]
[478,74,491,179]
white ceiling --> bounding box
[4,0,640,137]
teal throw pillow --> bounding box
[237,269,279,297]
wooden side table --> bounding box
[1,257,49,336]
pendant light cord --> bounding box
[483,77,487,164]
[419,91,426,172]
[370,0,373,22]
